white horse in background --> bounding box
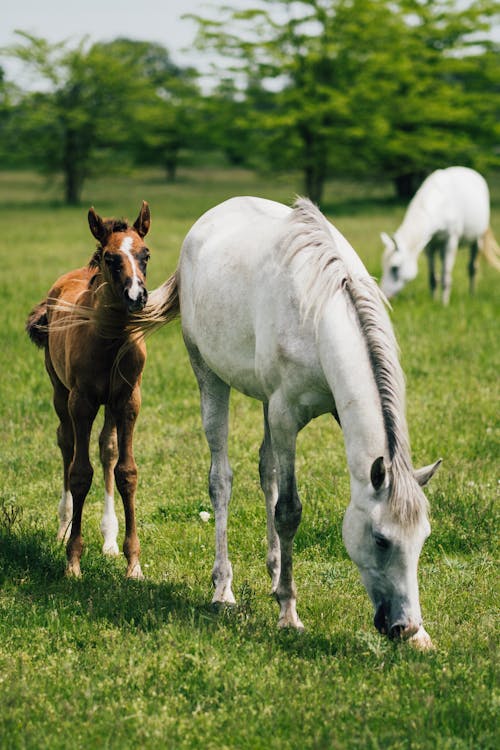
[144,196,441,648]
[380,166,500,304]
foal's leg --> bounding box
[441,235,459,305]
[268,393,303,629]
[112,385,143,579]
[468,239,479,295]
[46,358,74,541]
[66,389,99,576]
[259,404,280,593]
[98,406,120,555]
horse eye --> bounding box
[374,534,391,550]
[390,266,399,280]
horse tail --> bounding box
[128,270,180,337]
[26,300,49,348]
[480,227,500,271]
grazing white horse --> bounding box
[380,166,500,304]
[145,197,441,647]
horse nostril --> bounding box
[389,624,404,640]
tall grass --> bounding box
[0,168,498,749]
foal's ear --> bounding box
[133,201,151,238]
[414,458,442,487]
[88,207,107,244]
[370,456,387,492]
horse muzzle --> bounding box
[374,602,420,640]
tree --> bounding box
[189,0,500,202]
[1,34,173,202]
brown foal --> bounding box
[27,202,152,578]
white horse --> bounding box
[145,197,441,646]
[380,166,500,304]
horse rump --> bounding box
[26,300,49,348]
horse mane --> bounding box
[285,198,426,526]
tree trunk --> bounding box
[301,125,327,205]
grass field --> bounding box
[0,167,498,749]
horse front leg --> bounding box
[268,394,303,630]
[66,389,99,576]
[441,235,458,305]
[112,386,143,579]
[425,245,438,301]
[259,404,280,594]
[98,406,119,555]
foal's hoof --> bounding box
[409,626,434,651]
[126,562,144,580]
[65,561,81,578]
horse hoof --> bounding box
[278,613,305,631]
[210,600,237,614]
[126,562,144,580]
[102,541,120,556]
[409,626,434,651]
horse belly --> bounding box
[442,168,490,239]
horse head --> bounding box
[380,232,417,299]
[342,456,441,641]
[88,201,151,313]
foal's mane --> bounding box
[285,198,425,526]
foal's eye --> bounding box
[104,254,121,272]
[374,534,391,551]
[390,266,399,281]
[138,248,150,274]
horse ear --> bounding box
[370,456,387,492]
[88,207,107,244]
[134,201,151,238]
[414,458,442,487]
[380,232,394,248]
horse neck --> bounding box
[318,291,392,484]
[396,194,440,258]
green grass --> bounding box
[0,167,498,749]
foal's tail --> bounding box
[26,300,49,348]
[481,227,500,271]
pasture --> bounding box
[0,168,498,749]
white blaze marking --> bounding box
[120,235,141,300]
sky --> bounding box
[0,0,257,85]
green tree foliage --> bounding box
[0,34,199,203]
[189,0,500,201]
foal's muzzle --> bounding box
[125,287,148,313]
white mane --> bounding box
[283,198,427,526]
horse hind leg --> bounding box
[188,344,235,606]
[468,239,479,295]
[259,404,280,594]
[99,406,120,555]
